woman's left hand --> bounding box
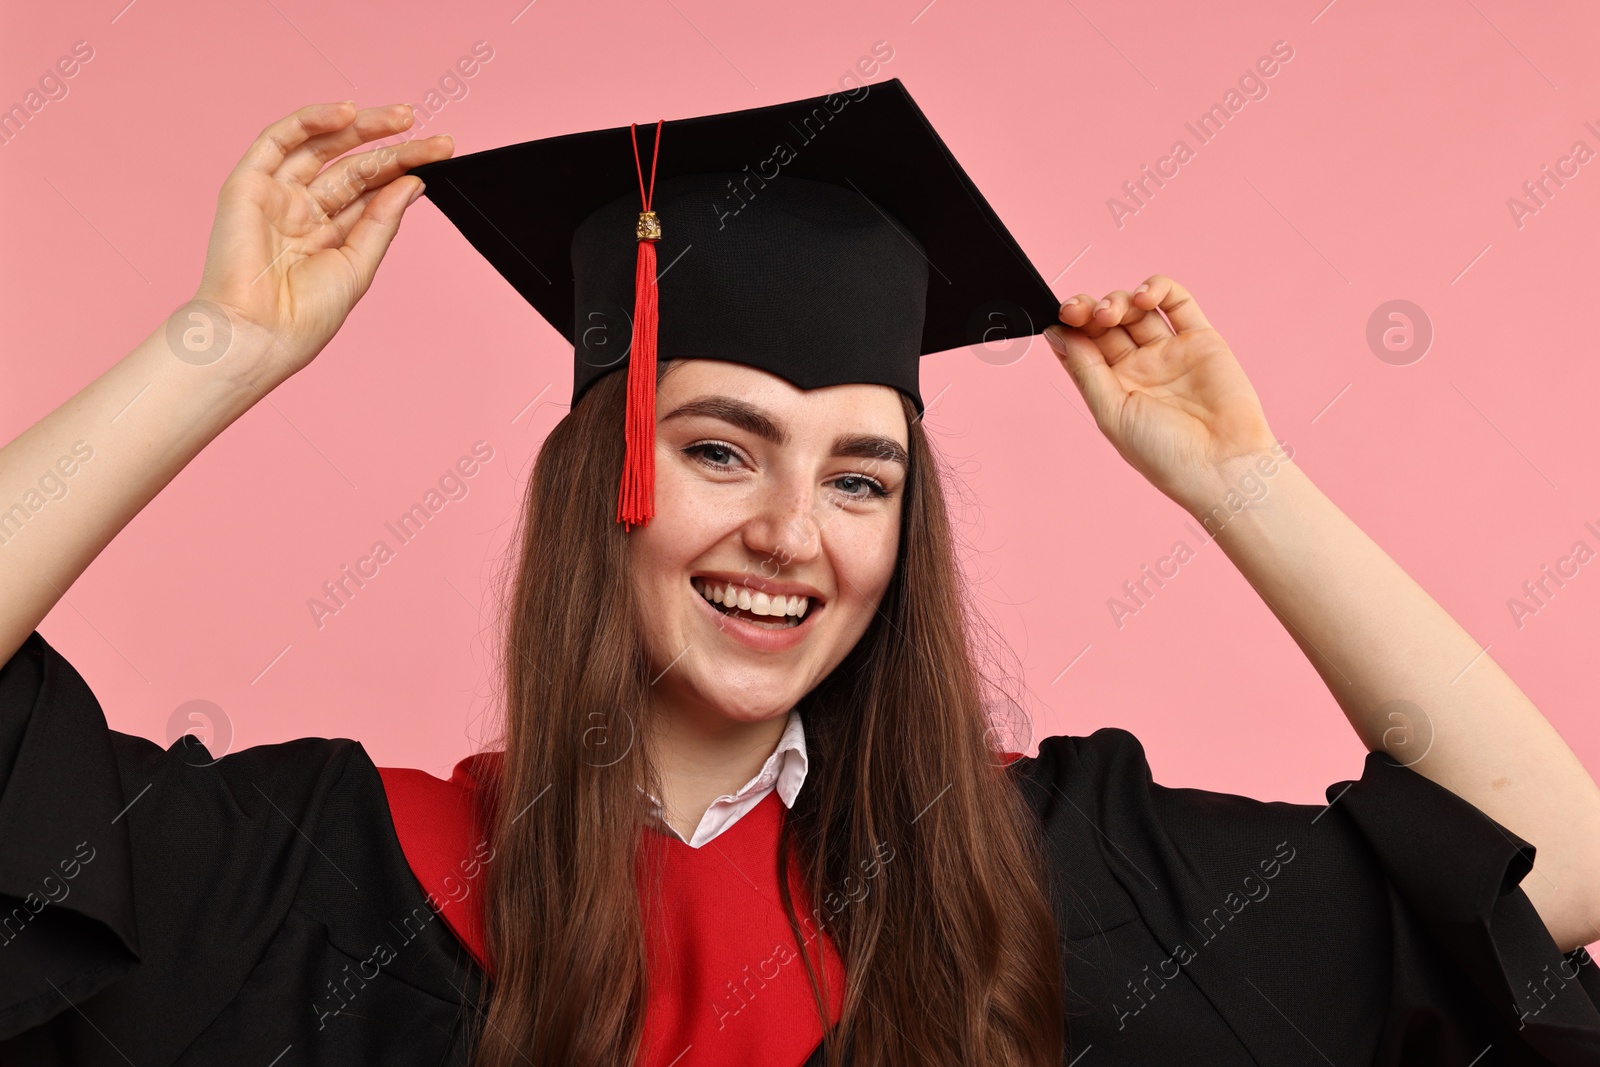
[1044,275,1280,513]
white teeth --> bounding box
[693,580,813,619]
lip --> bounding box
[690,579,821,652]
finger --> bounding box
[338,175,426,296]
[1044,324,1127,428]
[1056,293,1099,330]
[1090,290,1129,329]
[276,103,417,185]
[1138,275,1212,333]
[1058,293,1138,364]
[1085,292,1141,365]
[325,184,383,243]
[230,101,356,181]
[1123,282,1175,346]
[1060,290,1139,335]
[309,133,453,218]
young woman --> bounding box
[2,87,1599,1067]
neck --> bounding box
[647,695,792,841]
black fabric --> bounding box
[0,633,483,1064]
[3,630,1598,1065]
[408,78,1060,412]
[1008,731,1600,1065]
[569,172,928,410]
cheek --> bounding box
[626,525,683,668]
[629,466,738,588]
[828,510,901,603]
[654,476,733,554]
[629,522,688,598]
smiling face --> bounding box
[629,358,909,730]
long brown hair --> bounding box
[469,362,1064,1066]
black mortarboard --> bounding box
[409,77,1058,529]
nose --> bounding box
[740,477,821,572]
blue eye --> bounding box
[832,474,889,499]
[684,442,891,499]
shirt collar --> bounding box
[639,706,809,822]
[767,706,809,808]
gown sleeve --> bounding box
[0,632,140,1034]
[0,631,483,1065]
[1008,727,1600,1067]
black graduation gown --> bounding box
[2,630,1598,1065]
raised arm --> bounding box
[0,101,451,666]
[1045,276,1600,955]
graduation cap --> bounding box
[409,77,1058,529]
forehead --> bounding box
[658,359,909,443]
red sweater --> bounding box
[377,754,848,1066]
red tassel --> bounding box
[617,120,664,531]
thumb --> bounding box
[341,176,425,295]
[1044,325,1125,428]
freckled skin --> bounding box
[628,360,907,735]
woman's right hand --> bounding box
[191,100,453,387]
[0,101,452,666]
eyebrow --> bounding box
[660,395,910,470]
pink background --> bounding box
[4,0,1598,836]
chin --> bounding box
[672,671,807,724]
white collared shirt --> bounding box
[643,707,808,848]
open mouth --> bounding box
[691,577,821,631]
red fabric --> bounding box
[378,755,496,971]
[377,755,848,1067]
